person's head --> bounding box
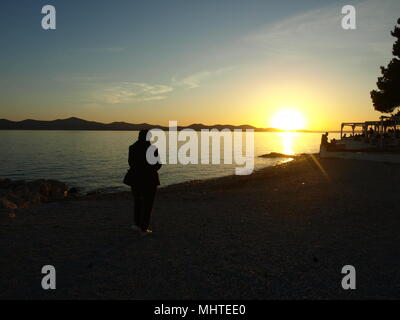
[138,129,150,142]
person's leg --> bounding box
[141,186,156,231]
[132,187,143,228]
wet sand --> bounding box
[1,155,400,299]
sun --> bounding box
[270,109,306,131]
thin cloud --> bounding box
[95,82,173,104]
[172,67,232,89]
[63,67,232,106]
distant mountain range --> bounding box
[0,117,315,132]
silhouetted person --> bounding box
[321,132,329,145]
[320,132,329,153]
[129,129,161,234]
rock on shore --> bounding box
[0,178,69,210]
[259,152,298,158]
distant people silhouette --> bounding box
[320,132,329,153]
[128,129,162,234]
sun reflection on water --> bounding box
[278,132,298,156]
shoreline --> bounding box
[83,156,297,201]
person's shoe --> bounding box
[131,225,141,232]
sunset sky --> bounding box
[1,0,400,130]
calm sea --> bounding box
[0,131,340,193]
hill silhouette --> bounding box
[0,117,313,132]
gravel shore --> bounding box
[1,155,400,299]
